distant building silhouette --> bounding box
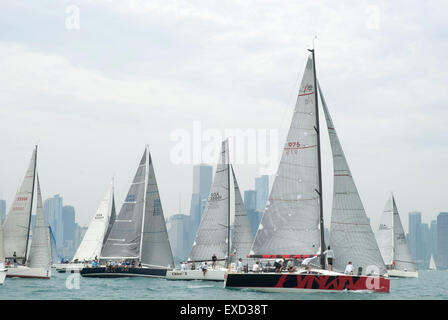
[44,195,64,252]
[244,190,262,236]
[168,214,191,263]
[255,175,269,211]
[0,199,6,224]
[437,212,448,269]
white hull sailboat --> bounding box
[0,224,6,284]
[0,269,6,284]
[81,146,175,278]
[4,147,52,279]
[54,263,85,273]
[167,140,254,282]
[429,255,437,271]
[225,50,390,293]
[376,194,418,278]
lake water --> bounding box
[1,270,447,300]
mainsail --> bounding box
[377,194,416,272]
[101,146,174,268]
[189,140,230,262]
[251,54,322,256]
[73,181,116,262]
[3,146,37,262]
[429,255,436,270]
[318,83,387,275]
[230,165,254,263]
[27,174,51,269]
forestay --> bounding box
[318,83,387,275]
[27,174,51,269]
[3,147,37,261]
[189,140,230,262]
[251,54,321,256]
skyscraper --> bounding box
[408,211,422,262]
[437,212,448,269]
[62,205,76,242]
[255,175,269,211]
[244,190,262,236]
[189,164,213,239]
[0,199,6,224]
[168,214,191,262]
[430,220,438,261]
[44,194,64,251]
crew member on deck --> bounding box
[344,261,354,275]
[324,246,335,271]
[211,254,217,269]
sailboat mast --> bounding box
[309,49,326,269]
[226,140,231,268]
[24,145,37,264]
[138,146,149,264]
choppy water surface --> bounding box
[0,270,447,300]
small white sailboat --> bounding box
[4,147,51,279]
[166,139,254,281]
[81,146,174,278]
[376,194,418,278]
[56,181,116,273]
[429,255,437,271]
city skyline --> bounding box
[0,1,447,234]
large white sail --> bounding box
[0,224,5,264]
[101,149,147,260]
[3,146,37,262]
[251,54,321,256]
[319,83,387,275]
[189,140,230,262]
[377,196,394,266]
[73,182,116,262]
[429,255,436,270]
[230,165,254,263]
[391,195,416,272]
[27,174,51,269]
[140,150,174,268]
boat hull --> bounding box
[0,270,6,284]
[387,269,418,278]
[166,269,227,281]
[6,266,51,279]
[80,266,168,278]
[224,272,390,293]
[54,263,85,273]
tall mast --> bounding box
[226,139,231,268]
[24,145,38,264]
[308,49,326,269]
[138,145,149,263]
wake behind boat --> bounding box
[225,50,390,293]
[80,146,174,278]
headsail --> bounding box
[140,150,174,268]
[318,83,387,275]
[390,195,416,272]
[189,140,230,262]
[101,149,148,260]
[376,196,394,266]
[230,165,254,263]
[3,146,37,262]
[429,255,436,270]
[73,181,116,262]
[27,174,51,269]
[251,54,321,256]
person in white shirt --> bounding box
[180,262,186,271]
[237,258,243,272]
[252,261,260,272]
[301,256,316,273]
[344,261,354,275]
[323,246,335,271]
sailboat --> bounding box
[166,139,254,281]
[80,146,174,278]
[56,181,117,273]
[376,194,418,278]
[224,50,390,293]
[4,147,52,279]
[429,255,437,271]
[0,224,7,284]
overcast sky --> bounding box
[0,0,447,233]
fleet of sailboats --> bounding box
[0,52,439,294]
